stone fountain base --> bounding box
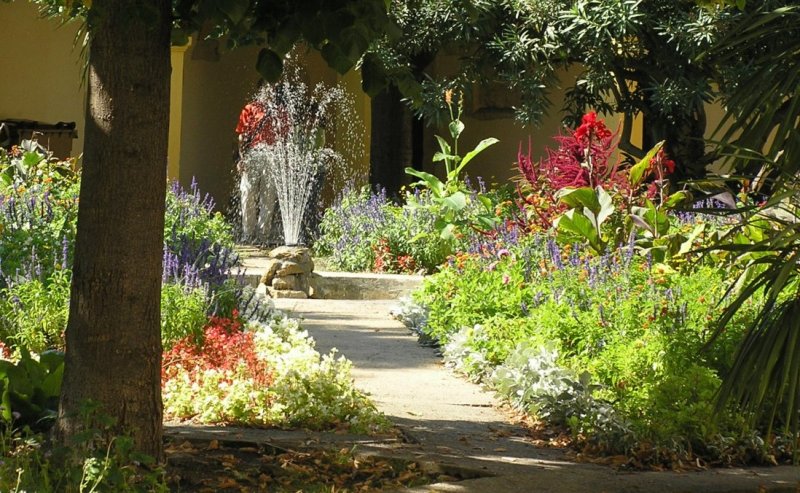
[259,245,314,299]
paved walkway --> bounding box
[269,297,800,493]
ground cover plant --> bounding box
[0,140,389,490]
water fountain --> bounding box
[239,65,359,298]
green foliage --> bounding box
[411,234,772,464]
[405,92,499,245]
[555,186,615,254]
[160,283,210,350]
[34,0,396,82]
[707,5,800,179]
[0,348,63,431]
[705,181,800,443]
[164,180,235,254]
[0,140,78,193]
[315,184,477,273]
[0,146,79,284]
[0,269,71,354]
[0,401,167,492]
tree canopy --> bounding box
[365,0,796,181]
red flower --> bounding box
[162,316,273,388]
[650,148,676,175]
[574,111,612,142]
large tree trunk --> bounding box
[56,0,171,460]
[370,84,413,197]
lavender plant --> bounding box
[163,179,271,323]
[315,184,391,271]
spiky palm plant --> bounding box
[704,3,800,451]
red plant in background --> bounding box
[396,254,417,273]
[372,238,394,273]
[574,111,612,143]
[162,314,272,388]
[645,147,677,201]
[515,111,627,230]
[372,238,418,274]
[650,147,675,175]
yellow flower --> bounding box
[444,89,453,105]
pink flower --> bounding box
[502,274,510,285]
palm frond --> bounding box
[716,295,800,440]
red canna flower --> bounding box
[649,147,676,175]
[574,111,612,143]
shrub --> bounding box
[315,184,391,272]
[0,178,78,287]
[0,348,63,431]
[160,283,211,350]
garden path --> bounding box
[270,297,800,493]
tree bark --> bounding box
[56,0,171,460]
[370,84,413,197]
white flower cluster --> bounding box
[163,311,388,433]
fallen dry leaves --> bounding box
[165,438,444,492]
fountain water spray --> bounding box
[242,66,357,246]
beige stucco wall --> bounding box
[1,1,199,178]
[177,41,261,207]
[0,1,85,155]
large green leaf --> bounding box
[41,363,64,398]
[404,167,445,197]
[595,186,615,227]
[39,350,64,372]
[438,222,457,241]
[441,191,467,213]
[360,53,388,97]
[434,135,451,156]
[631,200,670,237]
[454,138,499,177]
[628,141,664,187]
[557,187,600,212]
[664,190,689,208]
[556,209,600,250]
[320,43,355,74]
[0,377,10,422]
[449,119,465,141]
